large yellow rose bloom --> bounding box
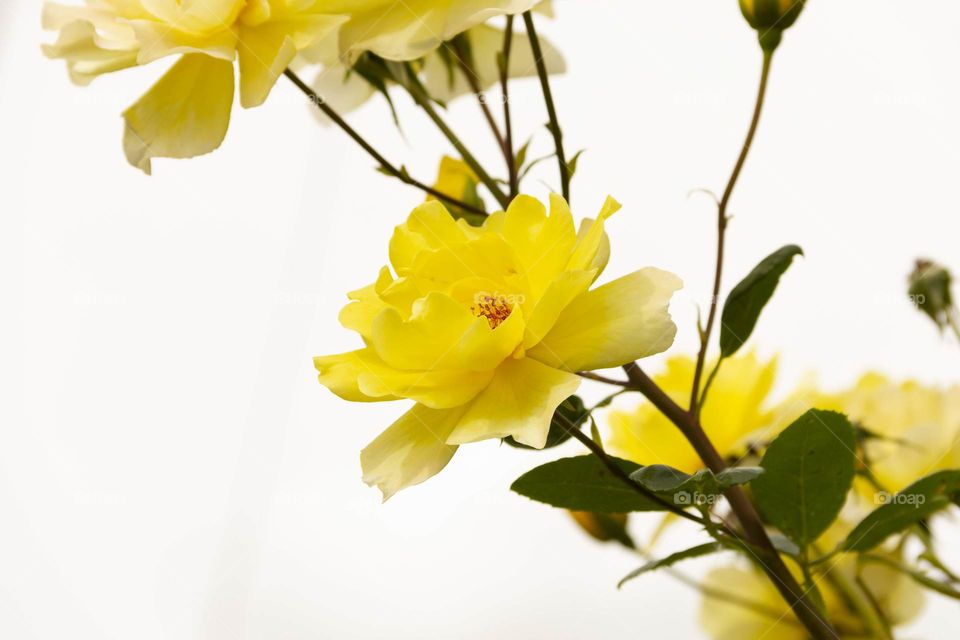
[43,0,346,172]
[315,194,682,498]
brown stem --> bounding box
[284,69,487,217]
[690,49,774,415]
[622,363,837,639]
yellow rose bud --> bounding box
[738,0,806,51]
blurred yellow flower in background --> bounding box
[700,517,924,640]
[607,352,782,473]
[816,373,960,495]
[314,194,682,498]
[43,0,346,172]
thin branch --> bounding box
[523,11,569,201]
[621,363,838,640]
[500,15,519,198]
[450,37,509,164]
[578,371,631,387]
[284,69,487,217]
[394,63,510,209]
[690,49,774,416]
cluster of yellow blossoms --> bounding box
[42,0,554,173]
[608,353,960,639]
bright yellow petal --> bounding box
[123,54,234,174]
[313,349,397,403]
[447,357,580,448]
[566,196,620,273]
[522,269,595,349]
[370,293,478,371]
[499,194,577,298]
[389,200,472,274]
[361,403,467,500]
[42,19,139,86]
[139,0,246,35]
[337,266,393,339]
[237,14,346,108]
[528,268,682,372]
[130,20,238,64]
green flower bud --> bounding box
[908,259,955,332]
[738,0,806,51]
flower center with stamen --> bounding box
[471,295,512,329]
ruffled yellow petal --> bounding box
[522,269,595,349]
[338,266,394,339]
[130,19,238,64]
[139,0,246,35]
[237,14,346,108]
[361,403,467,500]
[313,349,398,403]
[370,293,479,371]
[122,53,235,174]
[338,0,541,62]
[528,267,681,372]
[499,194,577,298]
[447,357,580,448]
[566,196,620,272]
[42,19,139,86]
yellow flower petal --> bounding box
[522,269,595,349]
[447,357,580,448]
[139,0,246,35]
[313,349,397,403]
[370,293,478,371]
[338,266,394,339]
[361,403,467,500]
[130,20,238,64]
[237,14,346,108]
[338,0,541,62]
[122,53,235,174]
[566,195,620,272]
[528,267,681,372]
[42,19,139,86]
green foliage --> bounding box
[843,470,960,552]
[504,395,587,449]
[511,455,669,513]
[618,542,724,589]
[630,464,763,496]
[752,410,856,547]
[720,245,803,357]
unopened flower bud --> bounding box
[908,259,955,332]
[738,0,806,51]
[569,511,635,548]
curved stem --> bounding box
[284,69,487,217]
[622,363,838,640]
[450,37,509,163]
[395,64,510,209]
[523,11,569,201]
[500,16,519,198]
[690,49,774,416]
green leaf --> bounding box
[567,149,586,179]
[511,455,668,513]
[715,466,765,488]
[514,137,533,173]
[720,245,803,357]
[618,542,724,589]
[842,470,960,552]
[504,395,586,449]
[631,464,762,495]
[752,410,856,547]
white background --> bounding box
[3,1,959,638]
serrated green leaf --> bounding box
[842,470,960,552]
[511,455,668,513]
[720,245,803,357]
[618,542,724,589]
[752,409,856,547]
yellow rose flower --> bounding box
[329,0,542,62]
[314,194,682,498]
[607,352,783,473]
[814,373,960,494]
[303,6,564,120]
[43,0,346,172]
